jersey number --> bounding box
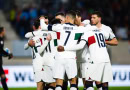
[95,33,106,48]
[64,31,71,46]
[32,47,37,59]
[44,38,51,52]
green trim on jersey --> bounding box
[54,39,58,46]
[74,33,83,40]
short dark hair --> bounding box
[50,19,61,25]
[55,12,65,17]
[66,10,76,19]
[75,10,81,17]
[0,27,4,33]
[92,11,102,18]
[33,18,40,29]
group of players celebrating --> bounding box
[24,10,118,90]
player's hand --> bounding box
[46,34,52,41]
[28,39,35,47]
[8,53,13,60]
[57,46,64,52]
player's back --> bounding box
[82,29,110,63]
[55,23,84,59]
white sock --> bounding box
[86,87,94,90]
[98,87,102,90]
[48,88,54,90]
[70,87,77,90]
[55,87,62,90]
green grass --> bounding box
[0,87,130,90]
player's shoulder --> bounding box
[102,24,112,30]
[25,30,41,38]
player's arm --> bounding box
[0,44,13,59]
[24,39,35,50]
[105,27,118,46]
[57,40,86,52]
[40,18,63,32]
[37,34,52,54]
[105,38,118,46]
[25,31,39,38]
[37,40,49,54]
[0,45,9,56]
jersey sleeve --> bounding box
[25,31,37,38]
[81,32,88,42]
[24,43,29,50]
[107,27,116,40]
[64,40,86,51]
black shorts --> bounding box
[0,65,5,75]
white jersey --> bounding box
[48,23,85,59]
[31,35,48,72]
[93,24,116,40]
[40,19,95,59]
[25,30,57,66]
[81,29,110,63]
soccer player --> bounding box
[0,27,13,90]
[74,10,90,90]
[91,11,118,90]
[40,10,88,90]
[55,12,65,24]
[75,10,94,90]
[55,12,68,90]
[24,19,55,90]
[57,27,116,90]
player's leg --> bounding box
[62,73,68,90]
[69,78,77,90]
[62,81,68,90]
[76,62,81,90]
[82,78,86,90]
[95,81,102,90]
[85,81,94,90]
[101,63,113,90]
[47,82,56,90]
[95,82,108,90]
[55,79,63,90]
[37,81,44,90]
[0,66,8,90]
[66,59,77,90]
[102,82,108,90]
[53,59,65,90]
[43,66,56,90]
[1,74,8,90]
[81,62,88,90]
